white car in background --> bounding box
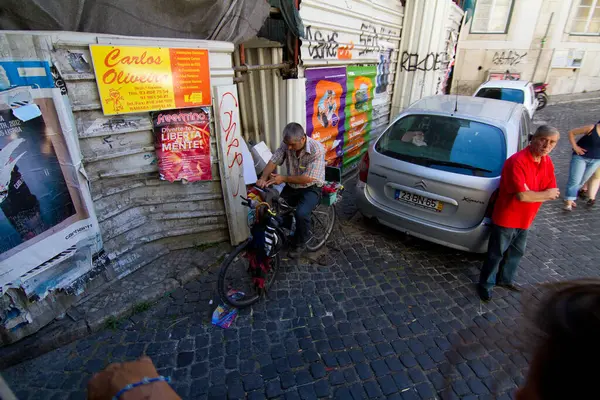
[474,80,538,119]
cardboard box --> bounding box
[251,141,273,175]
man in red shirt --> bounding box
[478,125,561,301]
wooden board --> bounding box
[213,85,250,245]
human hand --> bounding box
[87,356,180,400]
[545,188,560,200]
[573,145,587,156]
[256,177,268,188]
[266,173,285,186]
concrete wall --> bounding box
[452,0,600,95]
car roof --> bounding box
[406,95,521,124]
[477,80,530,89]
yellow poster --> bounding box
[89,45,211,115]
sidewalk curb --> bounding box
[0,245,229,370]
[548,96,600,106]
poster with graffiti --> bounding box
[152,108,212,183]
[344,66,375,169]
[305,67,346,168]
[0,87,102,294]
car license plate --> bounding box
[395,190,443,212]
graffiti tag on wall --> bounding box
[338,42,354,60]
[219,91,244,198]
[401,52,447,72]
[492,50,527,66]
[359,23,397,56]
[306,26,340,60]
[305,22,398,60]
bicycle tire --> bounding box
[217,240,280,308]
[306,204,336,252]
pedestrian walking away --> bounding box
[578,167,600,207]
[563,121,600,211]
[256,122,326,259]
[478,125,561,301]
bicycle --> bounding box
[217,184,340,308]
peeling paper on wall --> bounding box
[0,290,32,330]
[20,237,94,301]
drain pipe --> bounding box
[532,12,554,82]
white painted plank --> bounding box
[213,85,250,245]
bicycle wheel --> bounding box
[217,240,279,308]
[306,204,336,252]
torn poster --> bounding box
[0,87,102,294]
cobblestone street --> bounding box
[2,100,599,400]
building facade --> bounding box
[452,0,600,95]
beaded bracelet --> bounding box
[112,376,172,400]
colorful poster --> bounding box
[305,67,347,168]
[152,108,212,183]
[0,87,102,293]
[90,45,211,115]
[344,65,376,169]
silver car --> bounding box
[355,95,531,253]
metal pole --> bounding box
[258,48,272,149]
[233,62,291,73]
[246,51,261,144]
[272,48,281,142]
[532,12,554,82]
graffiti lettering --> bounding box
[305,25,339,59]
[338,42,354,60]
[359,23,382,55]
[219,91,243,197]
[401,52,447,72]
[102,134,133,149]
[492,50,527,66]
[359,23,397,56]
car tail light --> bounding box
[485,189,499,218]
[358,152,370,183]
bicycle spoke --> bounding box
[312,213,329,230]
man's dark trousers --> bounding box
[479,224,528,293]
[281,185,320,247]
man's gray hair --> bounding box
[283,122,305,142]
[533,125,560,139]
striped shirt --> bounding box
[270,136,326,189]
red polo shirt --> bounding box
[492,147,557,230]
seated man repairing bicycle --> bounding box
[256,122,326,258]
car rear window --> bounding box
[475,87,525,104]
[375,114,506,177]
